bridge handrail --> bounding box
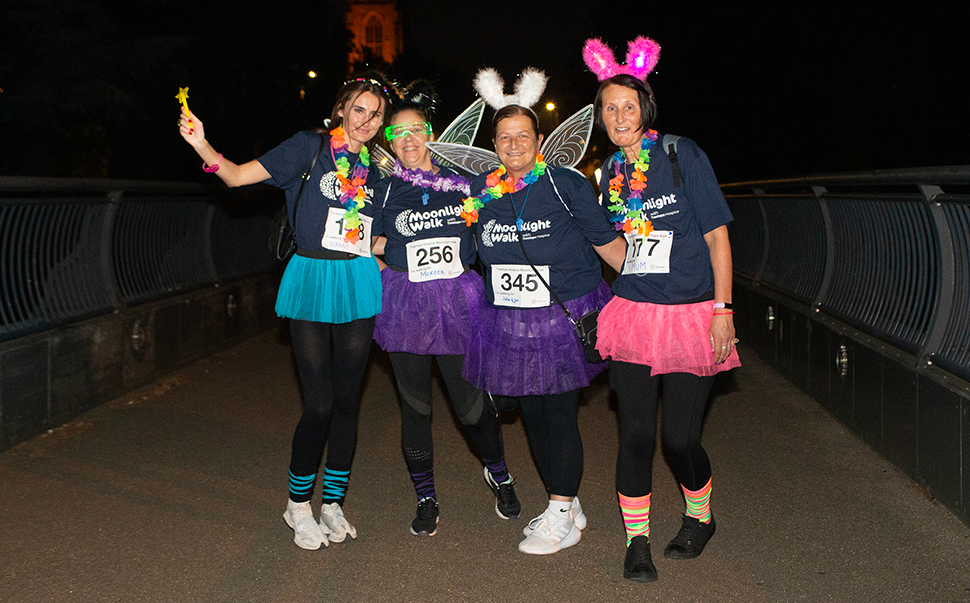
[722,165,970,381]
[1,177,280,342]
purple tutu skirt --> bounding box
[462,279,612,396]
[374,269,487,355]
[596,296,741,376]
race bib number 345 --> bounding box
[491,264,550,308]
[405,237,463,282]
[322,207,373,257]
[622,230,673,275]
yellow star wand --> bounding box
[176,87,191,117]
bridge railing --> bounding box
[0,177,281,342]
[724,166,970,382]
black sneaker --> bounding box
[664,515,716,559]
[623,535,658,582]
[483,467,521,519]
[409,497,439,537]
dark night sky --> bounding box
[1,1,966,183]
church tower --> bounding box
[346,0,402,71]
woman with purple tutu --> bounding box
[453,68,626,555]
[371,81,521,537]
[179,75,390,551]
[583,37,740,582]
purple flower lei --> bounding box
[392,160,471,196]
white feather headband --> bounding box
[473,67,547,110]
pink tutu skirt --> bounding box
[596,296,741,377]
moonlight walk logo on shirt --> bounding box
[480,219,552,247]
[394,205,464,237]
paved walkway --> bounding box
[2,326,969,602]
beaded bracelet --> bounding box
[203,153,223,173]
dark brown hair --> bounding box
[593,74,658,133]
[491,104,540,139]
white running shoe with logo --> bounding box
[517,506,581,555]
[523,497,587,536]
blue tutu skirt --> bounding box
[462,279,612,396]
[275,254,382,323]
[374,269,486,355]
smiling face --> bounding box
[493,114,543,180]
[337,91,385,152]
[388,109,433,171]
[600,84,646,158]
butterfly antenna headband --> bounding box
[473,67,548,110]
[583,36,660,81]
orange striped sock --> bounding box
[682,478,712,523]
[618,492,651,545]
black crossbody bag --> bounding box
[269,134,327,261]
[507,186,603,364]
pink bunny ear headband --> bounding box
[582,36,661,81]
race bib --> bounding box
[322,207,373,257]
[405,237,463,283]
[491,264,550,308]
[622,230,673,275]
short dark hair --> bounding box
[492,104,540,139]
[593,74,658,133]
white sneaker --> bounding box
[523,497,587,535]
[518,507,581,555]
[283,500,328,550]
[320,502,357,542]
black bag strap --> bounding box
[508,193,577,328]
[662,134,681,187]
[291,133,327,234]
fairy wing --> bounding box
[539,104,594,169]
[437,98,485,146]
[425,142,501,176]
[371,144,396,178]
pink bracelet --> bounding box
[203,154,223,173]
[713,311,734,315]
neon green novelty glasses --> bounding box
[385,122,433,141]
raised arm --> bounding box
[179,107,271,187]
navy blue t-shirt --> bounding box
[372,166,476,269]
[258,130,384,251]
[473,166,618,304]
[599,135,732,304]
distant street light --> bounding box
[308,71,318,79]
[545,102,556,111]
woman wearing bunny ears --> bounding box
[369,81,521,537]
[436,67,626,555]
[583,37,740,582]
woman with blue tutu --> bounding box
[370,81,521,537]
[451,68,626,555]
[179,75,390,550]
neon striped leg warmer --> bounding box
[618,492,651,545]
[682,478,712,523]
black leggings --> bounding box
[390,352,503,474]
[518,390,583,498]
[288,317,375,477]
[611,361,715,496]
